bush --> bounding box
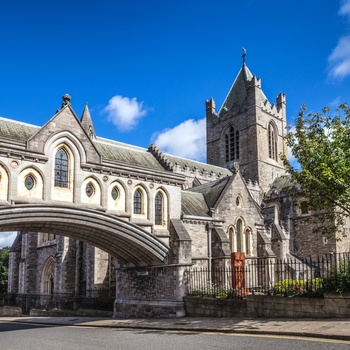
[273,278,324,297]
[323,261,350,293]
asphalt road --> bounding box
[1,321,350,350]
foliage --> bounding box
[272,278,323,297]
[323,260,350,293]
[0,246,10,295]
[189,284,243,299]
[281,103,350,236]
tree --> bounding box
[281,103,350,236]
[0,246,10,295]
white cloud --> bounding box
[328,35,350,80]
[0,232,17,248]
[339,0,350,18]
[328,1,350,80]
[152,118,206,161]
[104,95,147,131]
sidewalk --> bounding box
[1,316,350,341]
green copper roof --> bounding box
[219,64,253,113]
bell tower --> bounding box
[206,50,287,192]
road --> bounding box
[1,321,350,350]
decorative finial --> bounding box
[233,162,240,172]
[242,47,246,65]
[61,93,71,108]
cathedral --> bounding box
[4,56,350,315]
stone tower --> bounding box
[206,52,287,192]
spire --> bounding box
[80,103,96,139]
[219,53,253,113]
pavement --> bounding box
[1,316,350,341]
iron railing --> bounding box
[185,252,350,298]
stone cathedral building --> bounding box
[4,57,350,315]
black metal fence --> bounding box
[185,252,350,299]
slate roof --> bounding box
[219,63,268,114]
[181,191,210,217]
[0,117,39,141]
[95,138,165,170]
[187,176,231,209]
[265,175,295,197]
[165,153,232,177]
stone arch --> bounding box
[43,131,86,164]
[0,162,10,202]
[81,176,102,206]
[17,166,44,200]
[107,180,126,212]
[0,204,169,266]
[41,256,55,294]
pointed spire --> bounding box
[80,103,96,139]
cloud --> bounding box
[339,0,350,17]
[0,232,17,248]
[152,118,206,161]
[104,95,147,131]
[328,35,350,80]
[328,1,350,80]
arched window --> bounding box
[155,192,163,225]
[268,122,278,161]
[55,148,69,187]
[225,126,239,162]
[236,219,243,252]
[245,228,252,256]
[228,226,236,252]
[133,189,143,214]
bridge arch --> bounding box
[0,204,169,266]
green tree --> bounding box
[281,103,350,236]
[0,246,10,295]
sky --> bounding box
[0,0,350,247]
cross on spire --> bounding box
[242,47,246,65]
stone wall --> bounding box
[184,293,350,318]
[114,265,186,318]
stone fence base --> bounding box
[114,299,185,318]
[0,306,22,317]
[184,293,350,318]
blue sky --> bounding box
[1,0,350,247]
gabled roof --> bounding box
[187,176,232,209]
